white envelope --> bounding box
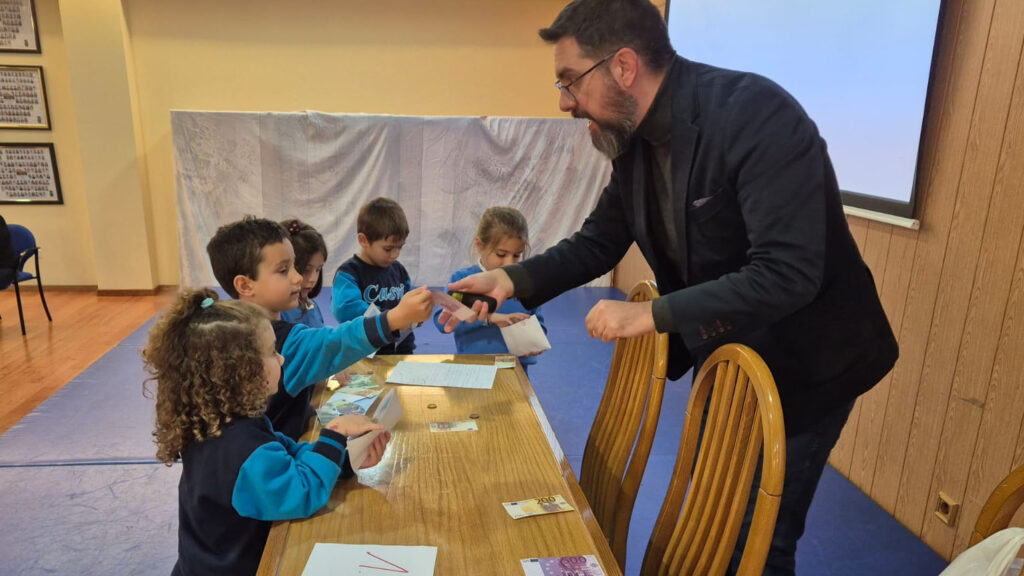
[345,387,401,470]
[363,303,381,358]
[499,315,551,357]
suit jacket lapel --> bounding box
[671,56,700,284]
[630,140,649,256]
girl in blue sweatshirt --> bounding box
[279,218,328,328]
[144,289,391,576]
[433,206,546,372]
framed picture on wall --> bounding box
[0,0,40,53]
[0,65,49,129]
[0,142,62,204]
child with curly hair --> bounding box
[144,288,390,576]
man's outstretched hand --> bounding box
[439,268,515,332]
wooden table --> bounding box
[257,354,621,576]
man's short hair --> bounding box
[358,197,409,243]
[206,216,288,298]
[539,0,675,72]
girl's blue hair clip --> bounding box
[200,297,214,309]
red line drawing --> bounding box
[358,551,410,573]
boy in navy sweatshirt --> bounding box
[332,198,418,355]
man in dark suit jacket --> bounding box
[441,0,898,573]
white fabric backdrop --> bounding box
[171,111,614,288]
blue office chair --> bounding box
[0,224,53,335]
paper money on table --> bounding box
[521,555,606,576]
[494,355,516,369]
[335,373,381,398]
[429,420,479,433]
[502,495,575,519]
[316,395,366,426]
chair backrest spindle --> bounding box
[579,280,669,570]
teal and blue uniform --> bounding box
[268,313,397,441]
[332,255,415,355]
[171,417,353,576]
[280,299,325,328]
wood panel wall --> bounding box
[615,0,1024,560]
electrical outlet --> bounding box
[934,491,960,527]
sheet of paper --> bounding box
[430,290,476,322]
[363,304,381,358]
[520,555,606,576]
[387,361,497,390]
[301,543,437,576]
[500,315,552,357]
[502,495,575,519]
[494,355,516,369]
[429,420,479,433]
[346,387,402,470]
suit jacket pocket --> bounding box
[686,188,749,282]
[687,188,730,223]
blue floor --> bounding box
[0,287,948,575]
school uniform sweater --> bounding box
[331,255,415,355]
[279,298,325,328]
[172,417,353,576]
[267,313,397,441]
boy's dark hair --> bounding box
[358,197,409,243]
[206,216,288,298]
[281,218,328,299]
[539,0,675,73]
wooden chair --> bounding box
[579,280,669,569]
[641,343,786,576]
[969,463,1024,546]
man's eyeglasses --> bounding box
[555,49,619,101]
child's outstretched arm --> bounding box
[279,314,396,397]
[231,426,354,521]
[331,270,370,322]
[385,286,434,331]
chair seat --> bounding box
[17,270,33,282]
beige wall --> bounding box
[125,0,567,286]
[9,0,569,287]
[613,0,1024,561]
[0,0,94,286]
[61,0,156,291]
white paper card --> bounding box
[346,388,402,470]
[302,543,437,576]
[363,304,381,358]
[387,361,497,390]
[500,315,552,357]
